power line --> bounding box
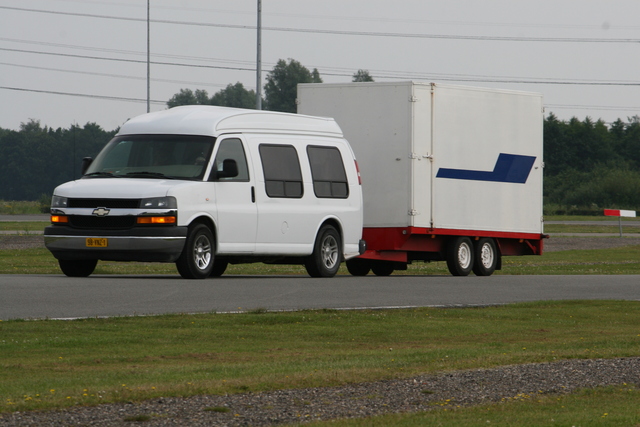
[3,46,640,88]
[0,61,228,88]
[546,104,640,112]
[2,5,639,44]
[42,0,640,31]
[0,85,165,104]
[6,47,640,86]
[0,47,256,72]
[1,85,637,116]
[0,37,257,67]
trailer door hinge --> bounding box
[409,95,418,102]
[410,153,433,161]
[408,209,419,216]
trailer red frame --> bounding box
[351,227,546,276]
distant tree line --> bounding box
[544,113,640,214]
[167,59,374,113]
[2,57,639,216]
[0,120,116,204]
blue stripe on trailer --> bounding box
[436,153,536,184]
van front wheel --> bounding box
[58,259,97,277]
[305,225,342,278]
[176,224,214,279]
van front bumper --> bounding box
[44,226,188,262]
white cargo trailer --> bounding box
[298,81,545,276]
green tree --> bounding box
[0,122,115,200]
[210,82,258,109]
[166,89,210,108]
[352,69,374,82]
[264,59,322,113]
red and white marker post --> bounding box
[604,209,637,237]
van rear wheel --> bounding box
[305,225,342,277]
[176,224,214,279]
[58,259,97,277]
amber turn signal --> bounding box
[136,216,176,224]
[51,215,69,224]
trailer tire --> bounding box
[371,261,395,276]
[472,238,498,276]
[346,258,371,276]
[176,223,215,279]
[58,259,98,277]
[305,225,342,277]
[446,237,474,276]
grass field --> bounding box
[3,244,640,275]
[2,216,640,276]
[1,301,639,415]
[306,385,640,426]
[1,215,639,424]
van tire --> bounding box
[446,236,474,276]
[346,258,371,276]
[176,224,215,279]
[58,259,97,277]
[305,225,342,277]
[472,238,498,276]
[209,259,229,277]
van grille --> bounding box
[68,198,141,209]
[69,216,137,229]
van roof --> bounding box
[118,105,344,137]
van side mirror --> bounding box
[211,159,238,181]
[81,157,93,175]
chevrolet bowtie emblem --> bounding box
[92,207,110,217]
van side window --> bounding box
[211,138,249,181]
[259,144,303,198]
[307,146,349,198]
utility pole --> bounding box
[147,0,151,113]
[256,0,262,110]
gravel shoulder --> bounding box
[1,357,638,426]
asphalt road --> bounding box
[1,274,639,320]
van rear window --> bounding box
[307,146,349,198]
[259,144,303,198]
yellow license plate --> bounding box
[86,238,108,248]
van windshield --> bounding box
[84,135,215,181]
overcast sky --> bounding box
[1,0,639,131]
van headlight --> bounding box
[51,195,68,208]
[140,196,177,209]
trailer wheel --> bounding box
[305,225,342,277]
[371,261,395,276]
[58,259,98,277]
[472,238,498,276]
[446,237,474,276]
[176,223,215,279]
[346,258,371,276]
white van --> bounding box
[44,106,365,279]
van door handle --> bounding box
[251,186,255,203]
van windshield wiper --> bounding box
[83,171,121,178]
[124,171,176,179]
